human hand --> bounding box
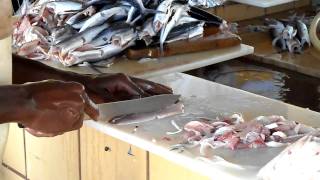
[19,80,98,137]
[78,73,173,103]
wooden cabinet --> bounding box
[3,124,26,176]
[2,166,25,180]
[3,123,208,180]
[149,154,209,180]
[25,131,79,180]
[80,125,147,180]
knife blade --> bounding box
[97,94,181,121]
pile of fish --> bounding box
[13,0,227,66]
[265,14,312,53]
[170,114,320,155]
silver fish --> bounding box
[71,19,87,29]
[166,22,204,43]
[45,1,83,15]
[63,44,122,66]
[296,20,311,48]
[286,38,301,53]
[90,23,131,46]
[122,0,158,15]
[126,6,137,23]
[111,28,137,47]
[282,25,297,40]
[139,18,157,45]
[66,6,96,25]
[267,19,287,51]
[57,23,109,57]
[160,5,186,54]
[153,0,174,32]
[51,25,77,45]
[79,6,128,32]
[177,16,199,25]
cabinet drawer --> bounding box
[80,125,147,180]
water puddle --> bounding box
[186,59,320,112]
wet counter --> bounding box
[41,44,253,79]
[84,72,320,180]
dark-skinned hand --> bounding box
[18,80,98,137]
[75,73,173,104]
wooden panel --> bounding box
[3,124,26,176]
[126,28,241,59]
[80,125,147,180]
[150,154,209,180]
[25,131,79,180]
[2,166,25,180]
[80,125,117,180]
[115,140,147,180]
[214,4,265,22]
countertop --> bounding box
[41,44,253,78]
[239,8,320,79]
[84,72,320,180]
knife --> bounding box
[97,94,181,121]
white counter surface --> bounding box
[42,44,253,79]
[84,72,320,180]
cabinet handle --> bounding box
[127,145,134,156]
[104,146,111,152]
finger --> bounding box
[87,87,117,103]
[131,77,173,95]
[65,81,86,93]
[115,74,149,97]
[25,128,63,137]
[81,91,99,121]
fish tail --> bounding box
[160,42,164,56]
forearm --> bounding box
[0,84,31,124]
[13,54,86,84]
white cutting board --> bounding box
[230,0,297,8]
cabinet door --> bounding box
[3,124,26,176]
[150,154,209,180]
[25,131,79,180]
[80,125,117,180]
[80,125,147,180]
[115,140,147,180]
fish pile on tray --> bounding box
[265,14,313,54]
[170,114,320,155]
[13,0,227,66]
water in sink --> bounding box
[186,59,320,112]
